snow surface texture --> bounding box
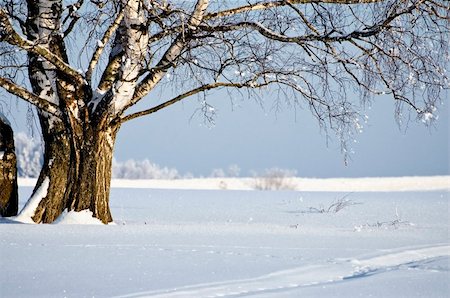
[120,246,450,298]
[53,210,104,225]
[1,179,449,297]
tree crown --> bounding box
[0,0,448,155]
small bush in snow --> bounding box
[252,168,297,191]
[354,208,413,231]
[307,193,359,213]
[354,219,413,232]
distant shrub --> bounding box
[252,168,297,191]
[12,132,183,179]
[112,159,180,179]
[210,164,241,178]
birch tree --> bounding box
[0,0,448,223]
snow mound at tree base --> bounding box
[53,209,105,225]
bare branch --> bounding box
[205,0,385,20]
[0,9,85,86]
[62,0,85,37]
[86,10,125,83]
[120,80,275,123]
[200,0,426,46]
[129,0,210,112]
[0,76,61,117]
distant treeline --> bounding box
[15,133,296,180]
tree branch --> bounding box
[198,0,425,48]
[97,54,122,93]
[105,0,150,114]
[0,9,85,86]
[86,9,125,83]
[126,0,210,113]
[119,80,275,124]
[205,0,385,20]
[0,77,61,117]
[62,0,85,37]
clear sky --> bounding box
[3,86,449,178]
[112,88,449,178]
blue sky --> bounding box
[113,88,449,178]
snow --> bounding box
[422,112,435,123]
[13,177,49,224]
[125,245,450,298]
[18,175,450,192]
[1,177,449,297]
[53,209,104,225]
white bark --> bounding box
[26,1,62,130]
[27,1,61,106]
[111,0,149,114]
[129,0,210,111]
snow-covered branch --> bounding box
[0,77,61,117]
[201,0,426,45]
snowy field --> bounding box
[1,177,449,297]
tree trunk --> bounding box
[26,117,73,223]
[17,115,75,223]
[15,0,73,223]
[19,114,120,224]
[0,116,18,217]
[19,0,120,224]
[68,123,119,224]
